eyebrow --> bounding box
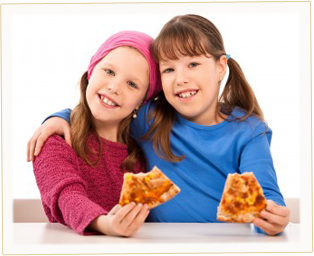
[159,60,171,65]
[101,62,115,68]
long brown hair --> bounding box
[70,71,145,172]
[144,14,264,162]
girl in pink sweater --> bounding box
[32,31,161,236]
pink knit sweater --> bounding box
[33,134,142,235]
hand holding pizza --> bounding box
[253,200,290,236]
[89,202,149,237]
[217,172,290,236]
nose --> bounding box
[175,68,189,86]
[107,81,121,94]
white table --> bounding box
[8,223,302,254]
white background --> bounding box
[1,0,312,255]
[3,3,304,199]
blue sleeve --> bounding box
[239,122,285,235]
[130,101,155,142]
[42,108,72,125]
[239,122,285,206]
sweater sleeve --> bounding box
[33,135,108,235]
[42,108,72,124]
[239,122,285,235]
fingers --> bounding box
[27,129,41,162]
[33,131,51,158]
[253,200,290,236]
[27,117,72,162]
[113,202,137,223]
[108,204,122,216]
[126,203,149,227]
[120,203,145,227]
[109,203,149,237]
[26,127,51,162]
[129,215,150,236]
[122,204,149,237]
[127,204,149,233]
[259,210,287,226]
[27,140,33,162]
[266,200,290,218]
[64,127,72,147]
[253,217,282,236]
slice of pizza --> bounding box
[217,172,267,223]
[119,166,181,209]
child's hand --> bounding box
[92,203,149,237]
[253,200,290,236]
[27,117,71,162]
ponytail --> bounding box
[219,57,264,122]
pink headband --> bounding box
[87,31,161,102]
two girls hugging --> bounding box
[27,14,290,237]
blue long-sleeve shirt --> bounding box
[46,104,285,234]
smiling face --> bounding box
[159,53,227,125]
[86,46,149,131]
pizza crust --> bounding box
[217,172,267,223]
[119,166,181,209]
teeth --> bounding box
[101,96,116,106]
[179,91,197,98]
[108,100,115,106]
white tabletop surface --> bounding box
[8,222,303,254]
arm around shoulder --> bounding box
[27,110,72,162]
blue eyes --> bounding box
[104,69,138,89]
[162,62,200,74]
[127,81,138,89]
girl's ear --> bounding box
[217,55,228,81]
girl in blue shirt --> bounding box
[27,14,290,236]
